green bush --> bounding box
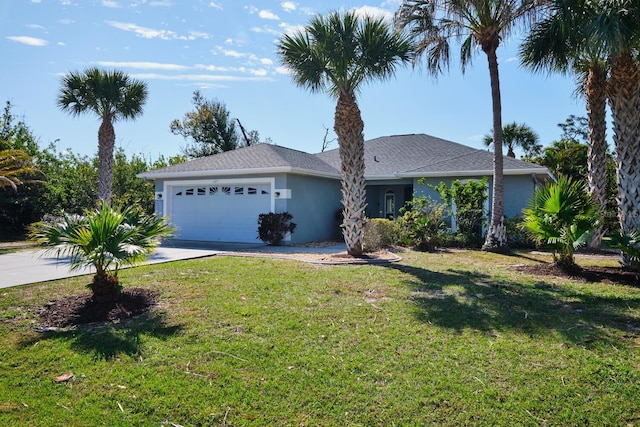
[504,215,537,248]
[257,212,296,246]
[363,218,400,251]
[397,196,448,251]
[610,231,640,271]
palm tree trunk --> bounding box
[608,52,640,267]
[334,91,366,256]
[482,47,507,250]
[585,63,608,249]
[98,117,115,203]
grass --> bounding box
[1,249,639,426]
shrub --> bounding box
[257,212,296,246]
[610,231,640,271]
[363,218,400,252]
[397,196,448,251]
[504,215,537,248]
[433,178,488,245]
[522,177,599,269]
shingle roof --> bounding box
[139,143,339,179]
[316,133,548,178]
[139,133,549,180]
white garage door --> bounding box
[169,183,272,243]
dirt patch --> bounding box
[38,288,158,329]
[513,263,639,287]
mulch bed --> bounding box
[39,288,158,329]
[513,263,639,287]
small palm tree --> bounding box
[522,177,599,269]
[277,11,412,256]
[395,0,542,251]
[29,204,174,302]
[0,149,37,191]
[58,68,148,203]
[483,122,540,158]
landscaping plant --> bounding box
[522,177,599,269]
[29,204,174,301]
[362,218,400,251]
[257,212,296,246]
[397,196,448,251]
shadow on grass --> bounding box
[382,262,640,347]
[22,312,183,360]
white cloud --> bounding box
[259,10,280,20]
[95,61,190,71]
[27,24,46,31]
[275,66,290,75]
[351,6,393,22]
[209,1,222,10]
[260,58,273,66]
[102,0,120,7]
[31,0,42,3]
[187,30,210,40]
[149,1,173,6]
[281,1,296,12]
[58,19,74,25]
[6,36,49,46]
[279,22,304,36]
[251,26,281,36]
[129,73,272,82]
[106,21,178,39]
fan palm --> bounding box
[277,10,412,256]
[483,121,540,158]
[0,149,37,191]
[29,204,174,302]
[520,0,610,249]
[57,68,148,203]
[395,0,541,251]
[522,177,599,269]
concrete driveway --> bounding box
[0,245,224,289]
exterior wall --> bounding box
[413,174,538,218]
[281,174,342,243]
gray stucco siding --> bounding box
[283,174,342,243]
[503,174,537,217]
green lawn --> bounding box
[1,250,639,426]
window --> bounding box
[197,187,206,195]
[248,187,257,195]
[234,186,244,195]
[185,188,194,196]
[209,186,218,195]
[385,190,395,219]
[221,186,231,195]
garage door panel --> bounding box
[170,184,271,243]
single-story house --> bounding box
[138,133,551,244]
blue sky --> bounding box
[2,0,587,160]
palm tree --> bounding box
[57,68,148,203]
[0,149,37,191]
[483,121,540,158]
[29,204,174,302]
[520,0,609,249]
[395,0,541,251]
[277,11,412,256]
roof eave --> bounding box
[395,168,551,178]
[137,166,340,180]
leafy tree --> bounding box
[395,0,541,251]
[278,10,412,256]
[522,177,599,269]
[29,204,174,302]
[57,68,148,203]
[170,91,240,158]
[1,101,40,155]
[112,148,155,215]
[483,122,541,158]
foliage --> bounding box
[522,177,599,268]
[277,10,412,257]
[483,121,541,158]
[434,178,488,245]
[610,231,640,271]
[170,90,239,158]
[504,215,537,248]
[111,148,155,215]
[57,67,148,203]
[29,204,174,301]
[397,196,448,251]
[0,149,37,192]
[257,212,297,246]
[363,218,400,251]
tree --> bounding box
[57,68,148,203]
[278,10,412,256]
[520,0,610,249]
[483,122,541,158]
[395,0,541,251]
[0,149,36,192]
[170,91,240,158]
[29,204,174,302]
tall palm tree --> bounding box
[277,11,412,256]
[395,0,541,251]
[57,68,148,203]
[520,0,609,249]
[483,121,540,158]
